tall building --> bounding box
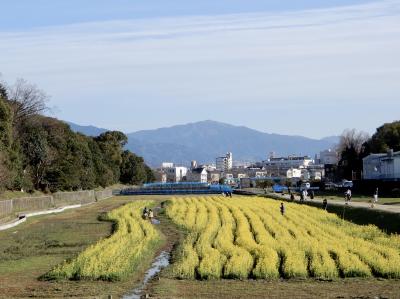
[216,152,233,171]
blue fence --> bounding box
[120,182,232,195]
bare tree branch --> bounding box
[7,78,49,124]
[338,129,370,155]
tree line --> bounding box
[337,121,400,180]
[0,78,154,193]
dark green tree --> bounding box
[95,131,128,183]
[1,77,154,193]
[87,138,114,187]
[365,121,400,153]
[120,151,148,185]
[0,82,7,100]
[20,121,50,189]
[0,98,13,189]
[145,164,156,183]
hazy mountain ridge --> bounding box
[65,121,108,136]
[66,120,339,167]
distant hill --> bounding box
[126,120,339,167]
[65,121,108,136]
[67,120,339,167]
[320,136,341,144]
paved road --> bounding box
[275,193,400,214]
[240,189,400,214]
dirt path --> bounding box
[140,204,184,297]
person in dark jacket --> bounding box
[280,202,285,216]
[322,198,328,210]
[290,192,295,201]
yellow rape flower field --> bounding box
[45,196,400,283]
[166,196,400,280]
[46,200,162,281]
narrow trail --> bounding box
[265,192,400,214]
[126,203,183,299]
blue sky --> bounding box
[0,0,376,29]
[1,0,399,138]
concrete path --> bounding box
[267,192,400,214]
[0,203,92,231]
[237,189,400,214]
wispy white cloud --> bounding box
[0,0,399,137]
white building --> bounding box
[200,164,217,172]
[237,173,248,179]
[262,155,313,177]
[319,149,338,165]
[286,168,302,179]
[161,162,174,169]
[216,152,233,171]
[186,167,208,183]
[253,170,268,178]
[164,166,188,182]
[264,155,313,168]
[363,150,400,180]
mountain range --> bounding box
[66,120,339,167]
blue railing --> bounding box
[120,182,232,195]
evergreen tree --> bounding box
[0,77,153,193]
[365,121,400,153]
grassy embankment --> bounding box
[0,195,167,298]
[0,190,46,201]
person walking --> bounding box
[142,207,148,219]
[371,188,379,208]
[322,198,328,211]
[345,189,352,205]
[280,202,285,216]
[149,209,154,222]
[290,192,295,201]
[302,189,307,201]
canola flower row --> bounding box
[166,196,400,280]
[47,201,161,281]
